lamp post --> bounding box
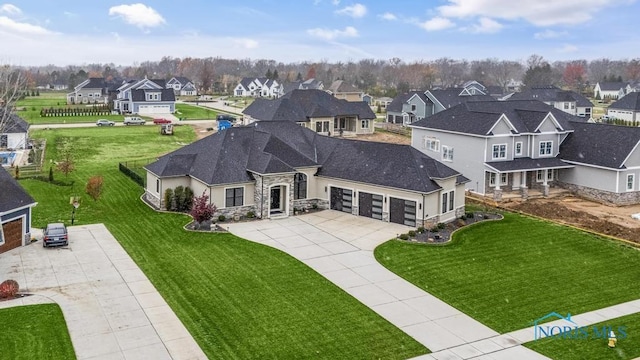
[71,199,79,225]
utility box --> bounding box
[160,124,174,135]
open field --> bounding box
[525,312,640,359]
[0,304,76,360]
[375,212,640,334]
[15,93,125,125]
[18,125,427,359]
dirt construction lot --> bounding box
[501,196,640,243]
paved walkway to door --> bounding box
[227,210,547,359]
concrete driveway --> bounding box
[227,210,548,359]
[0,224,206,360]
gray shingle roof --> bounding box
[83,78,106,89]
[243,89,375,122]
[145,121,462,193]
[609,92,640,111]
[0,166,36,213]
[559,121,640,169]
[411,100,579,135]
[427,88,494,109]
[0,110,29,133]
[131,88,176,102]
[327,80,360,93]
[387,91,424,113]
[485,157,573,172]
[508,86,593,107]
[598,82,627,91]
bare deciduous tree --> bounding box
[0,65,26,135]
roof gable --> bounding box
[609,92,640,111]
[0,166,36,213]
[488,114,517,135]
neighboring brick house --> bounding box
[0,166,37,254]
[144,121,468,227]
[242,89,376,136]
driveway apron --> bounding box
[0,224,206,360]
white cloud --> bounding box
[307,26,358,40]
[419,17,455,31]
[471,17,502,33]
[534,29,568,39]
[108,3,165,28]
[437,0,625,26]
[379,12,397,21]
[332,0,341,5]
[558,44,579,53]
[0,4,21,16]
[335,3,367,18]
[63,11,77,18]
[0,16,52,35]
[234,38,258,49]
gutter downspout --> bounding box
[422,194,426,228]
[261,175,264,219]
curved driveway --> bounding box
[227,210,548,359]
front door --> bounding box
[270,187,281,213]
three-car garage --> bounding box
[329,186,418,227]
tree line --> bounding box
[8,55,640,98]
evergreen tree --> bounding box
[265,69,273,79]
[296,72,303,81]
[272,70,279,80]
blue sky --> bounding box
[1,0,639,66]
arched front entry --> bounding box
[268,184,290,218]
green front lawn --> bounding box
[525,312,640,359]
[20,126,427,359]
[175,103,218,120]
[0,304,76,360]
[375,212,640,334]
[16,93,124,125]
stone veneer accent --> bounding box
[254,174,295,218]
[558,182,640,205]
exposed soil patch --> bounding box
[501,196,640,243]
[189,122,217,140]
[351,131,411,145]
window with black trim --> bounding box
[225,187,244,207]
[294,173,307,200]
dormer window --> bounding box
[539,141,553,156]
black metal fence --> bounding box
[119,159,154,187]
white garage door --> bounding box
[138,105,171,114]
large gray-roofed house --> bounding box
[0,166,37,254]
[409,99,640,205]
[607,92,640,123]
[144,121,468,227]
[242,89,376,136]
[113,78,176,115]
[506,86,593,118]
[410,100,579,201]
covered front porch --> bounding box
[484,157,574,202]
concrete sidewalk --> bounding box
[0,224,206,360]
[227,210,545,358]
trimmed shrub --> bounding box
[437,222,446,230]
[48,166,54,182]
[218,215,226,222]
[417,226,425,234]
[246,211,255,218]
[182,186,194,211]
[174,186,185,211]
[164,188,174,211]
[398,233,409,240]
[408,230,416,237]
[0,280,19,298]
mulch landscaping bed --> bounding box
[401,211,503,244]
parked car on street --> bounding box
[216,114,236,122]
[96,119,115,126]
[153,118,172,124]
[124,116,146,125]
[43,223,68,247]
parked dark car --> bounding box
[216,114,236,122]
[43,223,68,247]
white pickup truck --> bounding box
[123,116,146,125]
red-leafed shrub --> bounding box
[0,280,19,298]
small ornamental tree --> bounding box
[173,186,185,212]
[0,279,19,298]
[164,188,174,211]
[182,186,194,211]
[190,191,216,228]
[85,175,104,201]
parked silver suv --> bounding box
[124,116,146,125]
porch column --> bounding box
[520,171,529,199]
[542,170,550,197]
[493,181,502,202]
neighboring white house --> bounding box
[607,92,640,123]
[0,111,29,151]
[593,82,626,100]
[234,78,282,98]
[507,86,594,118]
[167,77,197,96]
[66,78,110,104]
